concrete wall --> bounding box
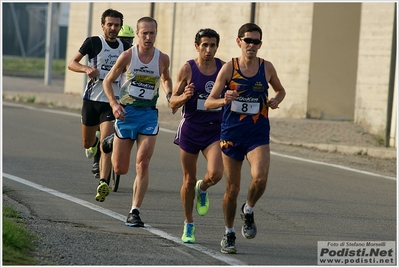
[308,3,361,120]
[355,2,396,138]
[256,2,314,119]
[64,2,396,146]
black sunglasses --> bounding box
[240,38,262,45]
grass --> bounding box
[2,56,66,74]
[3,204,38,265]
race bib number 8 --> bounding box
[231,100,260,115]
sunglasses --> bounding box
[240,38,262,45]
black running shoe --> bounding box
[220,232,236,254]
[92,162,99,175]
[102,134,114,154]
[125,209,144,227]
[240,203,257,239]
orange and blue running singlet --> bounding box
[220,57,270,160]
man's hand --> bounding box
[112,104,126,120]
[224,89,238,105]
[267,98,280,109]
[86,67,99,80]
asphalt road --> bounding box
[2,102,396,265]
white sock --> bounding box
[225,227,235,234]
[244,203,253,214]
[131,206,140,213]
[184,221,194,226]
[197,181,206,193]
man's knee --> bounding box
[113,164,128,175]
[253,176,268,189]
[207,169,223,185]
[112,157,129,175]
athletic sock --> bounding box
[131,206,140,213]
[94,142,101,162]
[244,203,253,214]
[197,181,207,193]
[225,227,235,234]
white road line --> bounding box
[3,172,247,266]
[4,101,396,181]
[271,152,396,181]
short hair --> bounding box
[101,8,124,26]
[136,16,158,31]
[237,23,262,40]
[195,28,220,46]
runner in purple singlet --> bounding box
[169,28,225,244]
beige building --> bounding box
[64,2,397,147]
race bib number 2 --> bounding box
[231,100,260,115]
[129,86,155,100]
[129,74,157,100]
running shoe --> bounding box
[95,180,109,202]
[181,223,196,243]
[125,209,144,227]
[195,180,209,216]
[86,131,100,158]
[102,133,114,154]
[220,232,236,254]
[240,203,257,239]
[91,162,99,175]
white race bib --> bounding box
[197,99,222,112]
[230,100,260,115]
[98,66,121,82]
[128,74,157,100]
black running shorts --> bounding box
[81,99,115,126]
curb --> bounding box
[3,91,82,111]
[269,138,396,160]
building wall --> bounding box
[63,2,396,146]
[308,3,361,120]
[256,2,314,119]
[355,2,396,138]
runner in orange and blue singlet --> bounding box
[220,57,270,161]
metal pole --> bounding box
[385,3,397,147]
[44,3,54,85]
[83,3,93,90]
[170,3,176,78]
[250,2,256,23]
[10,3,26,57]
[53,3,60,59]
[150,2,155,18]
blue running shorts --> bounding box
[220,136,270,161]
[114,105,159,140]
